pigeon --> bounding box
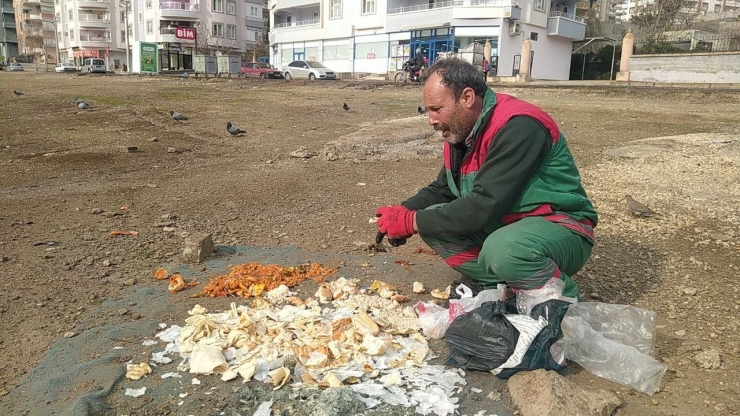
[169,110,188,121]
[77,101,90,110]
[625,194,657,217]
[342,102,350,112]
[418,105,427,114]
[13,90,23,96]
[226,122,245,136]
[74,97,84,104]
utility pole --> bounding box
[119,0,131,72]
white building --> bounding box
[55,0,266,71]
[268,0,587,80]
[613,0,740,22]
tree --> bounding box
[631,0,696,52]
[195,25,238,56]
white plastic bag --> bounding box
[415,284,506,339]
[561,302,666,395]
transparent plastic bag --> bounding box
[516,277,577,316]
[561,302,666,395]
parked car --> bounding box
[281,60,336,81]
[0,63,5,70]
[55,62,78,73]
[8,62,24,71]
[241,62,283,79]
[80,58,106,73]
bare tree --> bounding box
[195,25,238,56]
[631,0,697,50]
[246,36,269,62]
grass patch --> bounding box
[154,90,198,100]
[92,96,128,106]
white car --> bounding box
[8,62,24,71]
[55,62,78,73]
[282,60,336,81]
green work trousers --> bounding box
[419,212,593,299]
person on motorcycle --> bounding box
[407,48,426,80]
[374,58,597,300]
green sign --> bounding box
[140,42,158,74]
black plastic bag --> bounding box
[444,301,519,371]
[495,299,571,379]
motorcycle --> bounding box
[395,61,426,84]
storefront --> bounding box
[159,42,193,71]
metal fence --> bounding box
[635,32,740,54]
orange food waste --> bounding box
[154,268,169,280]
[197,262,336,299]
[109,230,139,237]
[413,247,437,255]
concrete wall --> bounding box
[630,52,740,83]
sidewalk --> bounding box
[486,78,740,91]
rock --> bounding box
[120,146,139,153]
[694,349,721,369]
[123,278,136,286]
[682,287,697,296]
[167,147,178,153]
[117,308,128,316]
[590,292,601,300]
[63,331,77,338]
[290,146,316,159]
[508,369,622,416]
[675,330,687,336]
[91,208,103,214]
[101,211,120,218]
[181,233,214,264]
[102,259,111,267]
[162,226,176,232]
[162,213,177,220]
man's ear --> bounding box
[460,87,476,109]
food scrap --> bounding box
[198,262,335,299]
[109,230,139,237]
[413,282,426,294]
[393,259,412,270]
[126,362,152,380]
[168,273,199,294]
[413,247,437,255]
[154,267,169,280]
[431,285,451,300]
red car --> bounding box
[240,62,284,79]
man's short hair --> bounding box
[427,58,488,100]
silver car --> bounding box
[9,62,24,71]
[282,60,336,81]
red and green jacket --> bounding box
[403,89,597,241]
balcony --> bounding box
[22,12,43,21]
[78,13,110,26]
[78,32,110,47]
[273,18,319,29]
[2,20,16,28]
[21,0,42,5]
[386,0,514,31]
[160,1,198,19]
[547,11,585,40]
[271,0,319,9]
[25,27,44,37]
[77,0,110,9]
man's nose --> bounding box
[427,112,438,126]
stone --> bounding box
[310,387,364,416]
[123,278,136,286]
[290,146,316,159]
[120,146,139,153]
[694,349,721,369]
[181,233,214,264]
[675,330,687,336]
[63,331,77,338]
[508,369,622,416]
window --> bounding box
[55,13,60,22]
[700,2,708,11]
[138,13,142,23]
[530,32,538,41]
[246,26,261,41]
[212,23,223,37]
[120,29,126,42]
[313,11,319,21]
[247,5,259,17]
[534,0,545,11]
[146,0,151,8]
[226,24,236,39]
[146,19,153,34]
[106,29,111,41]
[68,9,72,20]
[212,0,223,12]
[330,0,341,18]
[120,11,125,22]
[128,26,132,36]
[69,29,74,40]
[227,0,235,14]
[323,44,349,60]
[714,4,721,12]
[355,41,389,59]
[362,0,375,14]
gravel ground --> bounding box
[1,72,739,415]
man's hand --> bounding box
[375,205,417,238]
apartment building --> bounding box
[613,0,740,21]
[13,0,57,64]
[55,0,266,71]
[1,0,19,61]
[268,0,586,80]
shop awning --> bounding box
[401,22,451,31]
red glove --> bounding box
[375,205,417,238]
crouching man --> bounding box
[374,58,597,299]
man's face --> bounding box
[422,73,477,144]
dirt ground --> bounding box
[1,72,739,415]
